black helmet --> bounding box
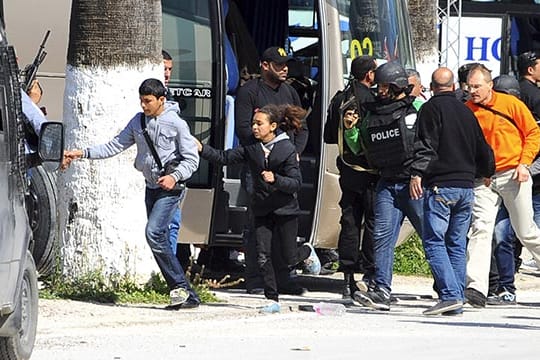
[374,62,408,89]
[493,74,520,98]
[457,63,480,84]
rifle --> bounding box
[21,30,50,92]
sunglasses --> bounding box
[525,52,538,65]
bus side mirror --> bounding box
[38,121,64,169]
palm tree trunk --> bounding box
[58,0,163,279]
[407,0,438,85]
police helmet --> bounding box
[493,74,520,98]
[374,62,409,89]
[457,63,480,84]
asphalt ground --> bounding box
[32,265,540,360]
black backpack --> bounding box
[324,83,353,144]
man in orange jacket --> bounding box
[464,64,540,308]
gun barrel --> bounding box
[22,30,51,92]
[40,30,51,48]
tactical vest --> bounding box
[360,98,417,171]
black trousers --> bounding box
[255,214,308,302]
[337,168,378,279]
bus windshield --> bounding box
[338,0,415,84]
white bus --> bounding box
[4,0,416,269]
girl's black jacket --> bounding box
[200,137,301,217]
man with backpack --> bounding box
[323,55,379,302]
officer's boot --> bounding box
[342,272,354,302]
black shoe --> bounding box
[279,285,307,296]
[464,288,486,308]
[423,300,463,316]
[353,288,391,311]
[486,287,516,305]
[342,282,352,300]
[342,273,357,300]
[246,287,264,295]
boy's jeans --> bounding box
[145,187,198,301]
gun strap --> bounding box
[139,113,164,170]
[477,103,518,131]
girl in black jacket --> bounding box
[197,104,320,313]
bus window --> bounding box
[162,0,215,187]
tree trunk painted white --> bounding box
[59,63,162,279]
[58,0,164,280]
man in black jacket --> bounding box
[411,67,495,315]
[324,55,379,301]
[518,50,540,121]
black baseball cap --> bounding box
[261,46,293,64]
[517,50,540,76]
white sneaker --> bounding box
[170,287,189,306]
[521,258,538,270]
[259,301,281,314]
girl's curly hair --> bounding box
[256,104,306,134]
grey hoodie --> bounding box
[85,101,199,189]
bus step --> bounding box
[214,232,244,247]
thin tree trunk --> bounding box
[58,0,163,279]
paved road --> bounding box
[32,269,540,360]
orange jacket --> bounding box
[466,91,540,172]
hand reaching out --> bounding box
[194,137,203,152]
[61,149,83,170]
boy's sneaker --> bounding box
[302,243,321,275]
[487,288,516,305]
[169,287,189,307]
[178,298,201,309]
[259,301,281,314]
[464,287,486,308]
[423,299,463,316]
[353,287,391,311]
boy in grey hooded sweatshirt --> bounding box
[64,78,200,308]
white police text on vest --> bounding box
[371,128,400,142]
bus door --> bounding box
[162,0,227,246]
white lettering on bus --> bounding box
[169,87,212,98]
